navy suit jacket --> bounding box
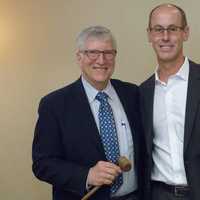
[140,60,200,200]
[32,78,143,200]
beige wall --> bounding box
[0,0,199,199]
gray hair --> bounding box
[76,26,117,50]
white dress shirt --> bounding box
[151,57,189,185]
[82,76,137,196]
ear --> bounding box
[183,26,190,41]
[76,50,83,64]
[147,28,152,43]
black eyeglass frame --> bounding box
[80,49,117,60]
[149,25,185,34]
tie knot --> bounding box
[95,92,108,102]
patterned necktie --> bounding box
[96,92,123,194]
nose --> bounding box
[96,53,106,64]
[162,30,170,41]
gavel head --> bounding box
[117,156,132,172]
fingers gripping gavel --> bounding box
[81,156,132,200]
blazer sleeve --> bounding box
[32,96,89,196]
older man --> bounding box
[32,26,142,200]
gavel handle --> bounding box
[81,186,100,200]
[81,156,131,200]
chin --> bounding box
[95,79,108,85]
[95,75,110,82]
[157,53,176,62]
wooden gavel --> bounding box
[81,156,132,200]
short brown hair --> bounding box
[148,4,188,28]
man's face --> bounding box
[76,38,116,90]
[147,6,189,65]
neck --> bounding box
[94,82,108,91]
[157,56,185,83]
[82,75,109,91]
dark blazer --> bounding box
[32,78,143,200]
[139,60,200,200]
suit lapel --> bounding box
[111,82,132,131]
[72,79,106,158]
[111,81,140,159]
[184,62,200,152]
[111,80,139,142]
[140,76,155,154]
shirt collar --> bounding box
[176,56,189,81]
[81,76,114,103]
[155,57,189,84]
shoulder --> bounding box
[139,74,155,89]
[189,59,200,66]
[111,79,139,102]
[187,59,200,81]
[39,79,81,108]
[111,79,138,90]
[189,59,200,71]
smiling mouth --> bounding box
[160,43,174,47]
[159,44,174,51]
[93,66,108,70]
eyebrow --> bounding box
[152,24,182,27]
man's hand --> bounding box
[87,161,122,186]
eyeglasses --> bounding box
[149,25,185,35]
[80,49,117,60]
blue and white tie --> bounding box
[96,91,123,194]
